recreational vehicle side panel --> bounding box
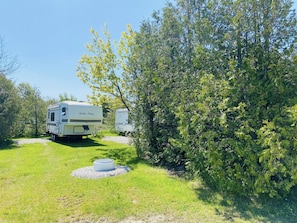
[67,103,102,124]
[115,108,134,135]
[46,104,61,136]
[46,101,103,140]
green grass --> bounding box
[1,138,297,222]
[97,126,120,136]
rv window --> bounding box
[50,112,55,121]
[62,107,66,116]
[47,112,50,119]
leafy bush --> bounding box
[131,0,297,197]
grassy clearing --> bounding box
[1,138,297,222]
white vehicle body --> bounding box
[46,101,103,140]
[115,108,134,134]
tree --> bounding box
[77,25,135,111]
[58,92,77,102]
[131,0,297,197]
[0,74,20,143]
[176,0,297,197]
[14,83,46,137]
[0,37,20,144]
[0,37,20,76]
[130,4,189,165]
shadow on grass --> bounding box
[91,147,141,169]
[0,140,18,150]
[195,185,297,222]
[55,137,106,148]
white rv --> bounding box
[115,108,134,135]
[46,101,103,141]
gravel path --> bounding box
[102,136,132,145]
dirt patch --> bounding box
[58,214,182,223]
[119,214,178,223]
[14,138,50,145]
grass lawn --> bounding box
[1,137,297,222]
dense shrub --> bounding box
[131,0,297,197]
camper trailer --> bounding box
[115,108,134,135]
[46,101,103,141]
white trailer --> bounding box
[46,101,103,141]
[115,108,134,135]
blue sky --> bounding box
[1,0,297,101]
[1,0,169,101]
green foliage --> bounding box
[58,92,77,101]
[77,25,134,110]
[130,0,297,198]
[0,75,20,142]
[13,83,47,137]
[74,0,297,198]
[131,4,190,166]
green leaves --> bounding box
[77,25,134,109]
[132,0,297,198]
[0,75,20,142]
